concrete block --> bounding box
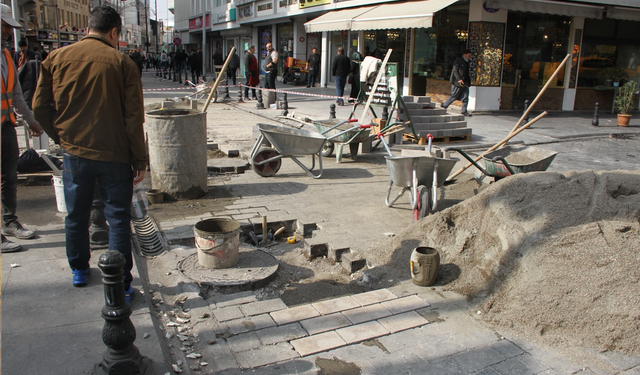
[235,342,299,369]
[189,99,198,109]
[213,305,244,322]
[351,289,398,306]
[415,96,431,103]
[270,304,321,325]
[239,299,288,317]
[360,139,372,154]
[381,295,430,315]
[227,150,240,158]
[300,312,352,335]
[224,313,276,335]
[296,219,317,238]
[255,322,308,345]
[342,303,392,325]
[304,239,328,260]
[341,253,366,274]
[161,101,174,108]
[311,296,360,315]
[377,311,430,333]
[226,331,262,353]
[207,142,218,150]
[328,246,351,263]
[290,331,347,357]
[335,321,389,344]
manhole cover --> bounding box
[178,246,278,287]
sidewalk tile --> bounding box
[290,331,348,357]
[213,305,244,322]
[342,303,392,325]
[351,289,398,306]
[381,295,430,314]
[239,299,288,316]
[378,311,430,333]
[235,342,299,369]
[224,313,276,335]
[213,291,258,308]
[227,331,262,353]
[255,323,308,345]
[300,312,352,335]
[451,346,506,372]
[270,304,320,325]
[311,296,360,315]
[335,321,390,344]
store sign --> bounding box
[235,0,257,4]
[189,14,210,30]
[256,0,274,16]
[238,4,254,20]
[212,8,237,24]
[279,0,297,8]
[37,30,49,40]
[60,33,70,41]
[299,0,330,9]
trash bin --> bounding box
[145,109,207,200]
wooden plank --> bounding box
[403,133,471,144]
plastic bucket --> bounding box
[410,246,440,286]
[145,189,164,204]
[52,175,67,213]
[194,218,241,269]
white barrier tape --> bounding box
[142,87,196,92]
[237,84,343,100]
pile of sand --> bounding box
[368,170,640,355]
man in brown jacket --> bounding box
[33,5,146,302]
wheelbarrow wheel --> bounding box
[252,147,281,177]
[321,142,334,157]
[413,185,432,222]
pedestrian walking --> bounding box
[227,47,240,86]
[1,4,44,253]
[306,47,320,88]
[331,47,350,106]
[190,49,202,83]
[441,49,473,117]
[263,42,278,90]
[243,45,259,100]
[348,51,363,103]
[130,46,144,77]
[32,5,147,303]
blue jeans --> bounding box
[63,152,134,288]
[307,70,317,87]
[334,75,347,102]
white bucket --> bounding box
[52,175,67,213]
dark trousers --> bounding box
[245,74,257,98]
[62,152,134,288]
[442,85,469,113]
[1,123,19,226]
[265,71,277,90]
[228,67,237,85]
[307,70,317,87]
[334,75,347,103]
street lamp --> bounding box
[42,0,61,49]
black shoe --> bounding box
[462,112,473,117]
[2,221,35,239]
[306,85,310,88]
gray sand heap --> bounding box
[368,170,640,355]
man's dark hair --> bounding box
[18,40,27,47]
[89,6,122,34]
[337,47,344,54]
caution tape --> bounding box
[142,87,195,92]
[237,84,343,100]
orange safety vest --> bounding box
[1,48,17,124]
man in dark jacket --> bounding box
[13,40,36,70]
[226,48,240,85]
[331,47,350,106]
[441,49,473,116]
[32,5,146,302]
[190,48,202,83]
[130,46,144,77]
[306,47,320,88]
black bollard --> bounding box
[256,87,265,109]
[382,106,389,123]
[238,85,244,103]
[330,104,336,119]
[94,250,153,375]
[281,93,289,116]
[225,82,231,99]
[523,99,530,124]
[592,102,600,127]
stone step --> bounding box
[402,95,432,104]
[403,114,466,124]
[404,107,446,116]
[403,102,437,110]
[409,120,469,131]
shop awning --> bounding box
[485,0,604,19]
[304,0,458,33]
[606,6,640,21]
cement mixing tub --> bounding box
[194,218,241,269]
[145,109,207,200]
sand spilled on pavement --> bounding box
[368,170,640,355]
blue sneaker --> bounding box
[125,285,135,304]
[72,268,90,287]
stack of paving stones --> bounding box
[400,95,472,142]
[199,289,430,369]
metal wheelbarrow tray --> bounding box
[250,121,369,178]
[313,119,371,162]
[448,145,558,179]
[385,155,457,221]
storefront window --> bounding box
[278,24,294,76]
[363,29,406,88]
[259,27,272,74]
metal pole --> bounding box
[154,0,159,54]
[144,0,149,56]
[202,0,206,77]
[11,0,19,50]
[55,0,61,49]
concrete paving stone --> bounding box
[225,313,277,335]
[300,312,352,335]
[342,303,392,325]
[335,321,390,345]
[351,288,398,306]
[213,305,245,322]
[200,338,242,372]
[517,352,554,374]
[622,367,640,375]
[491,339,525,359]
[232,212,262,220]
[381,295,430,314]
[237,358,318,375]
[489,356,538,375]
[311,296,361,315]
[423,357,468,374]
[587,349,640,371]
[213,291,258,308]
[290,331,348,357]
[451,346,507,372]
[270,304,321,325]
[255,322,309,346]
[413,333,468,360]
[240,298,288,317]
[377,310,430,333]
[227,331,262,353]
[472,368,503,375]
[524,346,583,373]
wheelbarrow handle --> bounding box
[320,118,360,135]
[445,147,493,177]
[325,122,369,141]
[377,132,394,157]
